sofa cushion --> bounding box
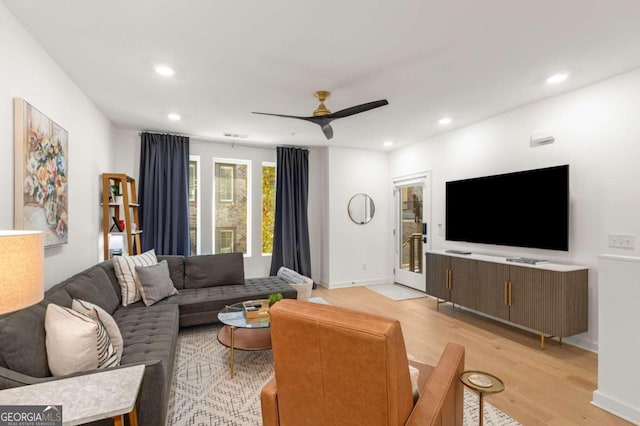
[113,250,158,306]
[156,255,185,289]
[185,253,245,289]
[0,301,50,378]
[156,276,296,317]
[44,284,73,308]
[72,299,124,364]
[136,261,178,306]
[97,259,125,305]
[112,304,179,376]
[45,304,119,376]
[60,266,121,315]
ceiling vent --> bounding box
[224,132,249,139]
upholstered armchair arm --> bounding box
[261,377,280,426]
[406,343,465,426]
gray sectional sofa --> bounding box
[0,252,296,426]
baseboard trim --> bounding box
[592,390,640,424]
[326,278,389,289]
[565,335,598,353]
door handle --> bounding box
[508,282,512,306]
[504,281,508,305]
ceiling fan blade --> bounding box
[252,112,309,120]
[328,99,389,119]
[253,96,388,140]
[321,124,334,140]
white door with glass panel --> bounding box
[394,175,430,291]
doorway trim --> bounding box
[391,171,432,291]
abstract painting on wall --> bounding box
[14,98,68,247]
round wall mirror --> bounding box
[348,193,375,225]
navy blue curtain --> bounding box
[269,147,312,280]
[138,132,190,255]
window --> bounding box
[262,163,276,255]
[217,228,235,253]
[188,163,197,202]
[213,158,251,255]
[188,156,201,255]
[217,164,234,202]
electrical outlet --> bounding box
[608,234,635,249]
[437,224,444,237]
[362,263,367,271]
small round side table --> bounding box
[459,370,505,426]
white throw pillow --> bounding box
[45,304,119,376]
[409,364,420,403]
[72,299,123,363]
[112,249,158,306]
[276,266,314,301]
[289,282,313,301]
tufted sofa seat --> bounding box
[0,252,296,426]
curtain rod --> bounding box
[137,131,311,151]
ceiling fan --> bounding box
[252,91,389,140]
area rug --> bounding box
[167,325,520,426]
[365,283,427,301]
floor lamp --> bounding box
[0,230,44,315]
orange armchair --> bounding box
[261,300,465,426]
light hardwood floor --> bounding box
[312,285,630,426]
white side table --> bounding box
[0,364,145,426]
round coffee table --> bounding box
[459,370,505,426]
[217,301,271,378]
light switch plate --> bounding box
[608,234,635,249]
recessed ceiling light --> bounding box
[155,64,175,77]
[383,141,394,147]
[438,117,452,125]
[546,73,568,84]
[167,113,181,121]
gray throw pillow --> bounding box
[135,260,178,306]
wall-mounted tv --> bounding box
[445,165,569,251]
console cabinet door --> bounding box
[426,253,450,300]
[508,266,564,335]
[449,257,477,309]
[476,261,510,320]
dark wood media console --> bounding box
[426,250,588,349]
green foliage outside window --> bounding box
[262,165,276,254]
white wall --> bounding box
[307,146,328,285]
[593,255,640,424]
[390,67,640,351]
[0,3,114,288]
[323,146,390,288]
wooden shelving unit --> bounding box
[101,173,142,259]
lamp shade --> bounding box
[109,233,125,251]
[0,230,44,315]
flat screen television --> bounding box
[445,165,569,251]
